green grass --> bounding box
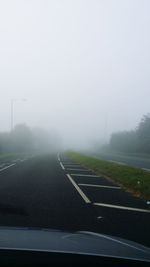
[66,151,150,200]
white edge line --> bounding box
[0,163,16,172]
[78,231,150,254]
[60,162,65,170]
[78,184,121,189]
[66,174,91,204]
[93,203,150,213]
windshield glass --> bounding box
[0,0,150,251]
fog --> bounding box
[0,0,150,150]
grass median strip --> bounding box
[66,151,150,200]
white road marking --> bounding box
[142,168,150,172]
[0,163,16,172]
[70,174,99,177]
[78,184,121,189]
[93,203,150,213]
[66,174,91,203]
[60,162,65,170]
[57,153,60,162]
[79,231,149,253]
[63,164,81,167]
[108,160,127,166]
[65,168,89,171]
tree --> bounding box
[11,124,34,153]
[137,114,150,153]
[110,130,138,153]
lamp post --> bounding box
[10,99,27,132]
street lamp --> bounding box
[10,98,27,132]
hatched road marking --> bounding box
[93,203,150,213]
[78,184,121,189]
[60,162,65,170]
[63,164,81,167]
[66,174,91,204]
[70,174,99,177]
[65,168,89,171]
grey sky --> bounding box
[0,0,150,148]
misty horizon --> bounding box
[0,0,150,149]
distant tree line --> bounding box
[109,114,150,154]
[0,124,61,154]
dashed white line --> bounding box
[0,163,16,172]
[78,184,121,189]
[70,174,99,177]
[93,203,150,213]
[60,162,65,170]
[66,174,91,204]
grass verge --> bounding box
[66,151,150,200]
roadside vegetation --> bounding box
[0,124,60,156]
[99,114,150,156]
[67,151,150,200]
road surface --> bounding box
[86,151,150,171]
[0,154,149,247]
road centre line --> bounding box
[60,162,65,170]
[70,174,99,177]
[66,174,91,204]
[0,163,16,172]
[78,184,121,189]
[93,203,150,213]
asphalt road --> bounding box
[87,151,150,171]
[0,154,150,247]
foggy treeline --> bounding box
[0,124,61,154]
[108,114,150,154]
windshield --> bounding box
[0,0,150,251]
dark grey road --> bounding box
[0,154,149,247]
